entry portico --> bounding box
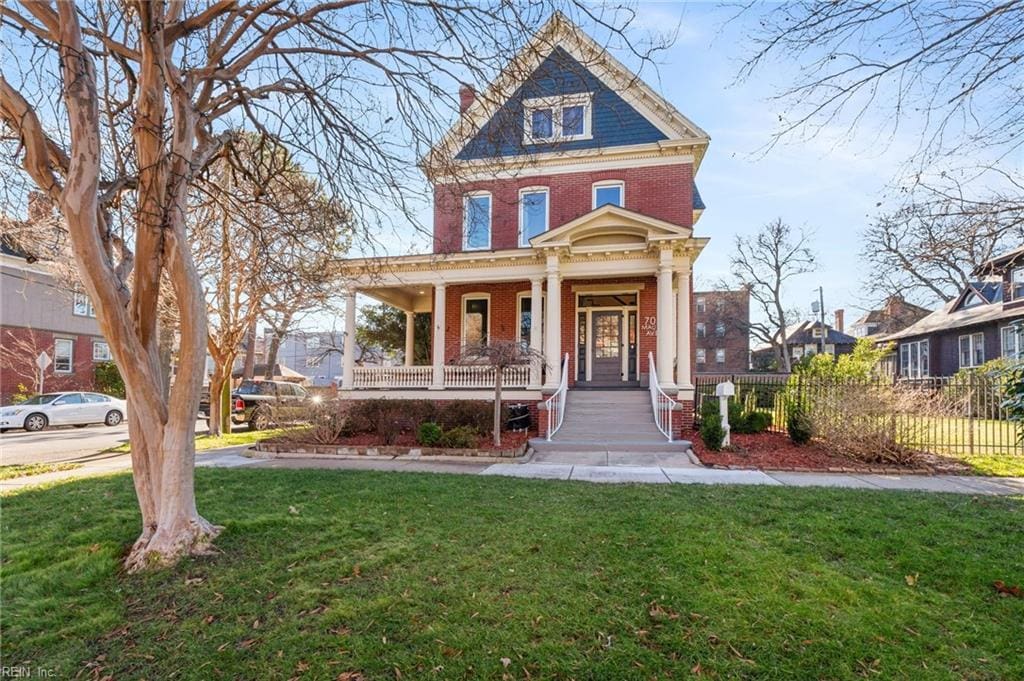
[340,205,706,402]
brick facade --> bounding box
[0,325,100,402]
[433,164,694,253]
[693,289,750,374]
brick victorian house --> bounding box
[335,15,709,437]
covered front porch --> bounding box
[337,205,707,401]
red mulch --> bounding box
[279,430,531,453]
[688,430,943,473]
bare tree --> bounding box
[863,172,1024,304]
[730,219,816,373]
[1,2,663,569]
[735,1,1024,161]
[457,341,542,447]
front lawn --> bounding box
[0,462,82,480]
[2,470,1022,679]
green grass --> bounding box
[0,462,82,480]
[3,470,1022,680]
[104,428,288,454]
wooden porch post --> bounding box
[404,310,415,367]
[430,282,446,390]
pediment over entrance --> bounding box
[529,204,693,251]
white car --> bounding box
[0,392,127,433]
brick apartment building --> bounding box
[693,289,750,373]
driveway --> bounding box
[0,420,208,466]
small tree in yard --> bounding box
[457,341,542,447]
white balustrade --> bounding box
[349,364,530,390]
[351,365,432,389]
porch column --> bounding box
[404,310,415,367]
[675,255,693,393]
[430,282,446,389]
[656,248,676,389]
[543,254,562,390]
[529,275,544,389]
[341,289,357,390]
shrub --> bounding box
[787,401,813,445]
[699,397,725,451]
[11,383,31,404]
[94,361,126,398]
[439,425,479,449]
[437,400,504,434]
[743,410,772,434]
[417,422,443,446]
[306,400,347,444]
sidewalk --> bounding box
[4,448,1023,496]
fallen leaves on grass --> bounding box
[993,581,1022,598]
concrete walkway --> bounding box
[4,447,1022,497]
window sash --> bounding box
[73,292,95,318]
[715,349,726,363]
[714,322,726,337]
[696,323,706,338]
[1012,267,1024,300]
[530,108,553,139]
[593,183,623,208]
[92,341,110,361]
[519,190,548,245]
[696,348,706,364]
[463,195,491,250]
[463,298,489,346]
[54,338,73,373]
[958,333,985,368]
[900,340,929,379]
[561,105,585,136]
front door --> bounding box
[591,312,623,383]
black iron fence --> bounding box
[694,373,1023,458]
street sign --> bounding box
[35,351,51,370]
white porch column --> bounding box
[430,282,446,389]
[404,310,415,367]
[543,254,562,390]
[529,275,544,389]
[341,289,357,390]
[675,256,693,393]
[656,248,676,389]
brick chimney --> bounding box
[458,84,476,113]
[834,309,845,334]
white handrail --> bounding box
[648,352,675,441]
[544,353,570,441]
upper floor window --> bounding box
[696,322,706,338]
[523,93,593,144]
[958,332,985,368]
[1012,267,1024,300]
[92,341,111,362]
[715,349,726,364]
[463,193,491,250]
[592,181,624,208]
[305,336,321,352]
[696,348,706,364]
[714,322,726,337]
[73,292,96,318]
[696,297,706,314]
[519,187,549,246]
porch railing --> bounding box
[545,354,570,441]
[350,364,531,390]
[648,352,676,441]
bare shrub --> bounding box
[806,381,954,466]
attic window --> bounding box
[523,93,593,144]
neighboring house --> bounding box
[751,316,857,370]
[850,295,931,338]
[0,243,110,403]
[693,289,750,373]
[268,330,346,387]
[883,248,1024,378]
[333,14,710,428]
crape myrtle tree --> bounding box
[730,219,816,373]
[735,2,1024,305]
[0,1,665,570]
[192,134,351,435]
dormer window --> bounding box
[523,93,593,144]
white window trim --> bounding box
[1012,267,1024,300]
[696,322,706,338]
[592,180,625,209]
[958,332,985,368]
[899,339,930,379]
[92,340,111,362]
[518,186,550,247]
[54,338,74,374]
[462,192,492,251]
[1001,324,1022,359]
[460,293,491,348]
[696,298,706,314]
[516,290,544,346]
[715,348,726,364]
[72,292,96,318]
[696,348,706,364]
[522,93,594,145]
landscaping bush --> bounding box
[786,401,813,445]
[699,397,725,451]
[742,410,772,434]
[437,400,505,434]
[345,399,437,443]
[417,422,443,446]
[305,400,347,445]
[439,425,479,449]
[94,361,126,398]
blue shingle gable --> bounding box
[456,47,667,160]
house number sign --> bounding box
[641,316,658,336]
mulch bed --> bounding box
[688,431,972,475]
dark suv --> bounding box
[198,380,311,430]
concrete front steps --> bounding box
[530,389,693,454]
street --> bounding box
[0,420,207,466]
